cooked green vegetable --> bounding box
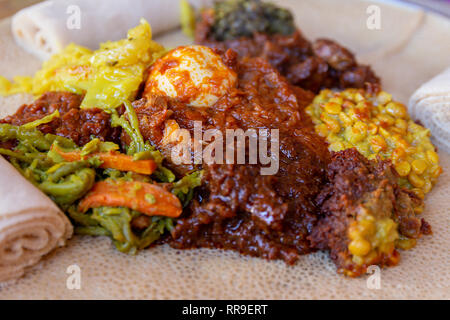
[109,102,175,182]
[40,167,96,205]
[21,110,60,130]
[0,101,203,254]
[0,122,94,207]
[0,123,74,152]
[72,106,202,251]
[211,0,295,41]
[68,206,173,254]
[110,101,147,154]
[172,170,203,207]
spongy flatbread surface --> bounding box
[0,0,449,299]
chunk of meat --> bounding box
[1,92,121,146]
[312,39,355,71]
[195,10,380,92]
[130,54,330,262]
[309,149,430,277]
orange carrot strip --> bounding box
[52,145,157,175]
[53,147,82,162]
[78,180,182,218]
[97,151,156,175]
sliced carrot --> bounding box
[96,151,157,175]
[78,180,182,218]
[52,145,157,175]
[53,147,82,162]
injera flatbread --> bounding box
[11,0,212,60]
[0,156,72,282]
[408,68,450,153]
[0,0,449,299]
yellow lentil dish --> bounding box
[305,88,442,200]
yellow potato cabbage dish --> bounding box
[0,19,166,110]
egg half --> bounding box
[145,45,237,107]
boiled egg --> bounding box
[145,45,237,107]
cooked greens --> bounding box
[172,170,203,207]
[211,0,295,41]
[109,101,176,183]
[69,206,173,254]
[0,121,95,207]
[0,108,202,254]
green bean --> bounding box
[68,205,102,227]
[0,148,28,161]
[152,166,176,183]
[21,110,60,130]
[74,226,111,237]
[80,138,100,156]
[91,206,137,253]
[124,101,143,147]
[139,219,167,249]
[40,168,96,205]
[0,123,49,149]
[1,121,76,153]
[111,112,139,154]
[132,149,164,165]
[0,124,18,141]
[109,103,145,154]
[171,170,203,206]
[16,129,52,151]
[47,161,87,182]
[0,148,48,164]
[47,134,77,149]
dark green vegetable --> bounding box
[0,122,76,152]
[110,101,146,155]
[68,206,173,254]
[0,122,93,207]
[0,104,202,254]
[40,167,96,206]
[172,170,204,207]
[211,0,295,41]
[108,103,175,182]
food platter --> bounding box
[0,0,449,299]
